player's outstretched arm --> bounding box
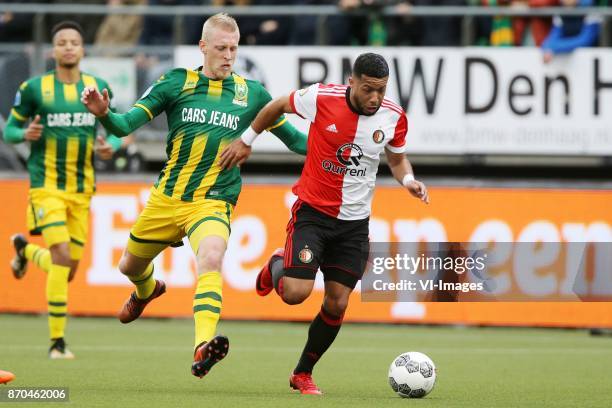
[3,114,43,144]
[220,95,293,169]
[81,87,150,137]
[93,84,129,158]
[386,149,429,204]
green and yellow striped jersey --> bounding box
[10,71,114,194]
[135,68,285,204]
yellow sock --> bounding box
[24,243,51,273]
[46,263,70,340]
[129,263,156,299]
[193,271,223,348]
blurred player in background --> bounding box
[221,53,429,394]
[3,21,122,359]
[81,13,308,378]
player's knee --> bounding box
[281,285,310,305]
[197,248,225,273]
[118,256,128,275]
[323,296,349,316]
[119,251,154,277]
[118,255,138,277]
[282,293,308,305]
[50,243,71,267]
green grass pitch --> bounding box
[1,314,611,407]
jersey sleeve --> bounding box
[255,83,288,130]
[10,80,36,122]
[133,69,182,120]
[98,77,155,137]
[289,83,319,122]
[96,79,122,150]
[256,82,272,108]
[386,113,408,154]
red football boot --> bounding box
[191,335,230,378]
[0,370,15,384]
[289,372,323,395]
[255,248,284,296]
[118,280,166,323]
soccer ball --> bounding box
[388,351,436,398]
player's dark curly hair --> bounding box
[51,20,84,40]
[352,53,389,79]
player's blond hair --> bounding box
[201,13,239,41]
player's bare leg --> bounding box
[256,248,314,304]
[290,281,352,395]
[279,277,315,305]
[117,251,166,324]
[11,234,79,282]
[191,235,229,378]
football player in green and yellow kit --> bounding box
[4,21,122,359]
[81,13,307,378]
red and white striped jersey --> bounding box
[289,83,408,220]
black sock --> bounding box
[294,306,344,374]
[270,256,285,290]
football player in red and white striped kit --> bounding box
[220,53,429,395]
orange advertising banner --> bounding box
[1,179,612,328]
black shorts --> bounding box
[283,200,369,289]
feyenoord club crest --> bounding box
[373,129,385,144]
[233,82,248,107]
[299,246,313,264]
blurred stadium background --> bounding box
[1,2,612,405]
